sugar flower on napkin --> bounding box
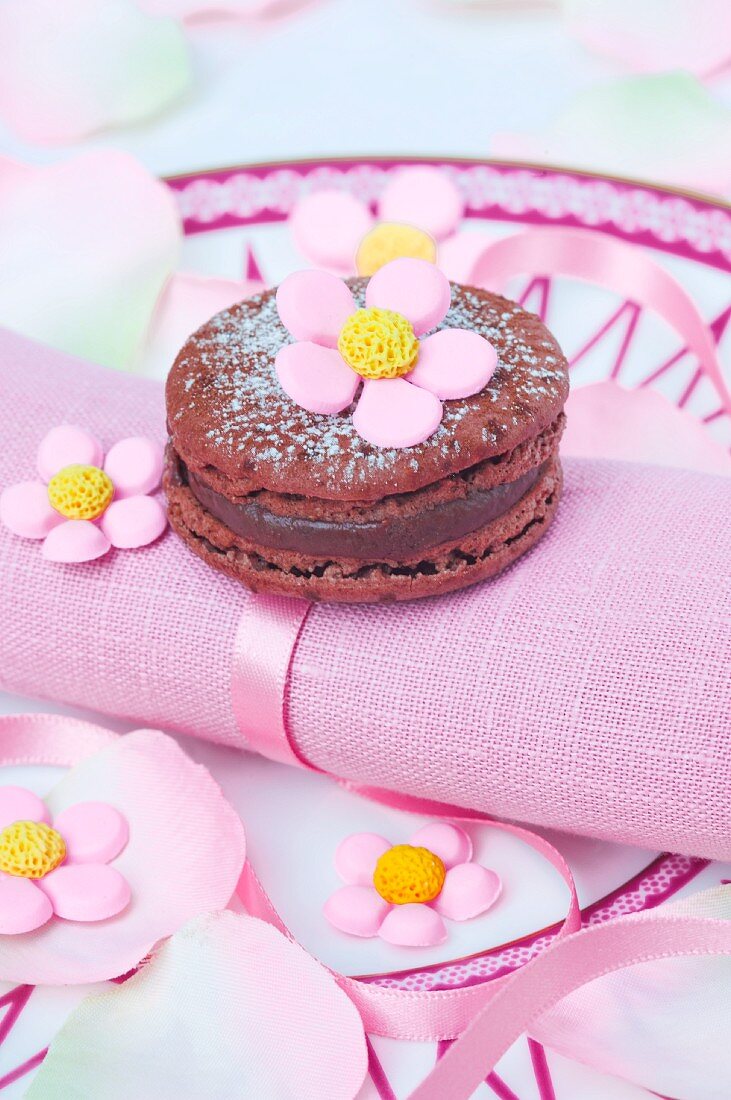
[0,426,167,563]
[492,73,731,195]
[290,165,493,283]
[324,823,501,947]
[26,911,367,1100]
[275,259,498,448]
[0,730,245,985]
[0,0,191,144]
[0,150,180,371]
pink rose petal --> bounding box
[379,903,447,947]
[0,785,51,829]
[276,270,355,347]
[408,328,497,400]
[438,230,497,284]
[39,864,131,923]
[334,833,391,885]
[103,438,163,498]
[140,271,262,378]
[290,190,373,272]
[0,481,64,540]
[0,875,53,935]
[378,167,464,242]
[0,0,191,144]
[36,425,104,482]
[26,912,368,1100]
[352,378,442,448]
[42,520,111,563]
[0,729,245,985]
[0,151,181,370]
[323,885,390,937]
[432,863,502,922]
[366,258,451,336]
[275,342,360,415]
[564,381,731,476]
[408,823,472,870]
[54,802,129,865]
[100,495,168,550]
[562,0,731,78]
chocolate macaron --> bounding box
[165,259,568,603]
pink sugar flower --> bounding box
[275,258,498,449]
[0,425,167,562]
[0,786,130,935]
[324,823,501,947]
[290,165,492,284]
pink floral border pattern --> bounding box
[167,158,731,272]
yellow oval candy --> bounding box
[356,222,437,277]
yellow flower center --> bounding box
[356,222,437,277]
[0,820,67,879]
[47,464,114,520]
[338,307,419,380]
[373,844,446,905]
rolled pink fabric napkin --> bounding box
[1,328,729,859]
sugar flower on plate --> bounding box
[275,258,498,449]
[290,164,492,282]
[0,425,167,562]
[0,787,130,935]
[0,728,245,985]
[324,822,501,947]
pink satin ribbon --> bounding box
[4,712,731,1100]
[470,226,731,418]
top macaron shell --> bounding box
[166,280,568,502]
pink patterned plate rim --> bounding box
[162,156,729,991]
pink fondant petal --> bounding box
[0,875,53,935]
[0,785,51,829]
[290,190,373,272]
[365,258,451,335]
[408,328,498,400]
[334,833,391,885]
[27,912,368,1100]
[0,480,64,540]
[99,495,167,550]
[42,519,111,563]
[379,903,447,947]
[54,802,129,865]
[408,823,472,870]
[276,342,360,415]
[323,885,390,938]
[103,437,163,498]
[276,270,355,347]
[0,729,245,985]
[432,863,502,922]
[36,425,104,482]
[39,864,131,923]
[378,167,464,242]
[352,378,442,449]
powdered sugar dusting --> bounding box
[168,280,567,495]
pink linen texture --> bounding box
[0,328,729,860]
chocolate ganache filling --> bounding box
[176,455,545,560]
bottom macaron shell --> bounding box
[164,456,562,605]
